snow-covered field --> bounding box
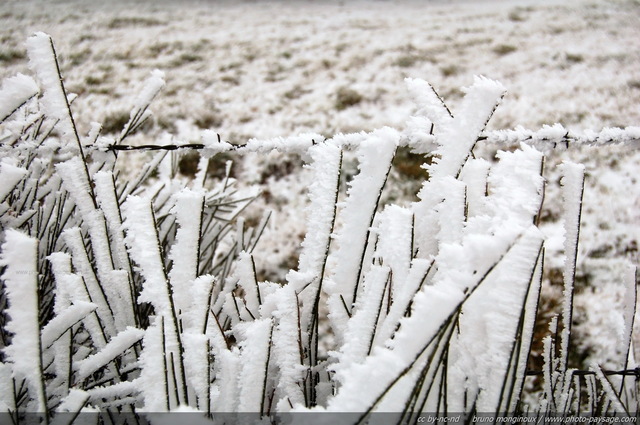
[1,0,639,394]
[2,0,639,135]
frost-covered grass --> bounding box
[0,0,639,421]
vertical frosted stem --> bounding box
[558,162,585,373]
[325,129,398,345]
[0,230,48,420]
[122,195,189,407]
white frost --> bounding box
[201,130,233,158]
[0,229,46,412]
[558,161,585,371]
[41,301,97,349]
[138,317,169,412]
[54,389,89,413]
[25,32,74,138]
[168,188,204,316]
[0,159,27,203]
[236,318,272,412]
[324,127,398,344]
[404,77,453,129]
[332,265,389,385]
[427,76,505,180]
[75,327,145,381]
[132,69,165,115]
[121,195,172,315]
[0,73,39,122]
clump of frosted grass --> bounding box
[0,33,637,422]
[0,33,261,421]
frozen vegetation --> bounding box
[0,0,638,422]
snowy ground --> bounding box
[1,0,639,369]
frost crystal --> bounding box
[0,74,39,122]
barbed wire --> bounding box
[525,368,640,377]
[104,127,640,153]
[108,143,207,151]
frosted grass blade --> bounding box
[0,230,48,417]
